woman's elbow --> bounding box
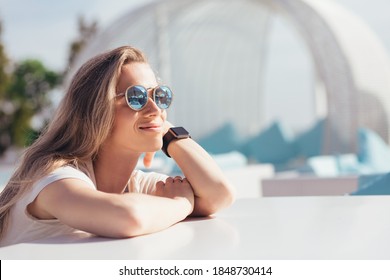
[196,182,236,216]
[109,204,146,238]
[218,180,236,207]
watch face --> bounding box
[171,127,190,138]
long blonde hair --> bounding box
[0,46,147,238]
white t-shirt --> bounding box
[0,165,168,247]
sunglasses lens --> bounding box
[154,86,173,109]
[126,86,148,110]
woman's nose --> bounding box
[143,96,161,115]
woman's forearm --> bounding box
[167,138,236,216]
[116,193,193,237]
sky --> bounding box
[0,0,154,71]
[1,0,389,71]
[1,0,390,131]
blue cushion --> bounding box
[305,155,339,176]
[240,121,296,164]
[197,122,242,154]
[351,172,390,195]
[302,154,361,176]
[356,173,387,190]
[211,151,248,170]
[169,151,248,175]
[293,118,325,158]
[336,154,361,174]
[357,128,390,173]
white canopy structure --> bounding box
[70,0,390,154]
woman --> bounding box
[0,46,235,247]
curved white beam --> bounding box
[273,0,390,153]
[70,0,390,154]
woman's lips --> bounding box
[139,123,163,132]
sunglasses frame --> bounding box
[116,85,173,111]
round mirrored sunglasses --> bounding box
[116,85,173,111]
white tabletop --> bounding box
[1,196,389,260]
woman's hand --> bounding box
[143,152,155,168]
[166,139,236,216]
[154,176,195,216]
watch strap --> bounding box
[162,127,190,157]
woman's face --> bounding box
[108,62,167,155]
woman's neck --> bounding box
[93,145,141,194]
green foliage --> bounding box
[0,22,9,96]
[8,60,60,110]
[0,15,97,156]
[8,60,61,146]
[0,21,12,155]
[0,59,61,154]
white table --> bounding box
[1,196,389,259]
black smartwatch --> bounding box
[162,127,191,157]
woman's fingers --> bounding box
[143,152,155,168]
[173,176,183,182]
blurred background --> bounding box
[1,0,390,192]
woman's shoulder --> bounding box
[27,165,96,200]
[38,165,95,189]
